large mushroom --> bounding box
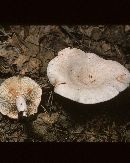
[0,76,42,119]
[47,47,130,104]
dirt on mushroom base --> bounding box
[0,25,130,142]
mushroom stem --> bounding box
[16,96,27,116]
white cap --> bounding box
[0,76,42,119]
[47,47,130,104]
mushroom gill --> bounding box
[0,76,42,119]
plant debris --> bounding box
[0,25,130,142]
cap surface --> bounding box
[0,76,42,119]
[47,47,130,104]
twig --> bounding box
[41,105,47,112]
[47,91,53,104]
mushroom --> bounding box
[0,76,42,119]
[47,47,130,104]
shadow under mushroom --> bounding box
[54,87,130,123]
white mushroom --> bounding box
[47,47,130,104]
[0,76,42,119]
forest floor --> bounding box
[0,25,130,142]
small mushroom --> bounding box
[0,76,42,119]
[47,47,130,104]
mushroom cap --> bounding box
[47,47,130,104]
[0,76,42,119]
